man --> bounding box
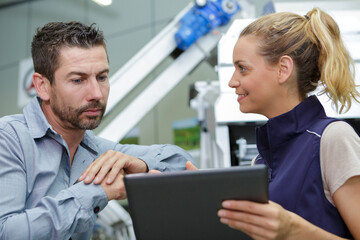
[0,21,193,239]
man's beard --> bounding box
[51,99,106,130]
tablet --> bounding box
[124,164,268,240]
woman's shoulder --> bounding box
[322,120,359,141]
[320,120,360,200]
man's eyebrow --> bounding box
[66,71,87,78]
[98,69,109,75]
[66,68,109,78]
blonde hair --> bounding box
[240,8,360,113]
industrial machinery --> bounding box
[175,0,241,50]
[98,0,254,143]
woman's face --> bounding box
[228,36,285,119]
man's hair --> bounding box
[31,21,107,84]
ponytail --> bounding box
[240,8,360,113]
[306,8,360,113]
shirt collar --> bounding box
[23,97,54,139]
[23,97,99,154]
[256,95,326,148]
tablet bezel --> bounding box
[124,164,268,240]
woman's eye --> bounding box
[239,66,246,73]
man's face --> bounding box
[49,45,110,130]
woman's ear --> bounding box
[32,72,50,101]
[277,55,294,84]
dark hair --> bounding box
[31,21,107,84]
[240,8,359,113]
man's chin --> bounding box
[78,117,102,130]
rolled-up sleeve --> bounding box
[113,143,194,172]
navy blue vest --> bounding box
[255,96,352,238]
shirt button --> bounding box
[94,206,100,213]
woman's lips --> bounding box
[237,94,248,102]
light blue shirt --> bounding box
[0,97,193,240]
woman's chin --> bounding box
[239,106,250,114]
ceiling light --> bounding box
[92,0,112,6]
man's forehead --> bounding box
[54,46,109,78]
[59,45,107,57]
[57,46,108,65]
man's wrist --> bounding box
[139,158,149,172]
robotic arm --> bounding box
[175,0,241,50]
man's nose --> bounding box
[87,78,103,101]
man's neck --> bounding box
[41,103,85,164]
[58,128,84,164]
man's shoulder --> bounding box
[0,114,27,131]
[0,113,30,140]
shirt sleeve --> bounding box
[0,128,108,240]
[114,143,194,172]
[320,121,360,204]
[91,133,194,172]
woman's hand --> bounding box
[217,200,292,240]
[185,160,198,170]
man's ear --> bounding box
[33,72,51,101]
[277,55,294,84]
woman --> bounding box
[217,8,360,239]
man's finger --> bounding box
[84,156,111,184]
[105,164,127,184]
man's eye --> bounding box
[98,75,108,81]
[72,79,82,84]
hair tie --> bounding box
[304,15,310,21]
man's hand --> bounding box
[100,169,127,200]
[78,150,148,185]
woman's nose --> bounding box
[228,71,239,89]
